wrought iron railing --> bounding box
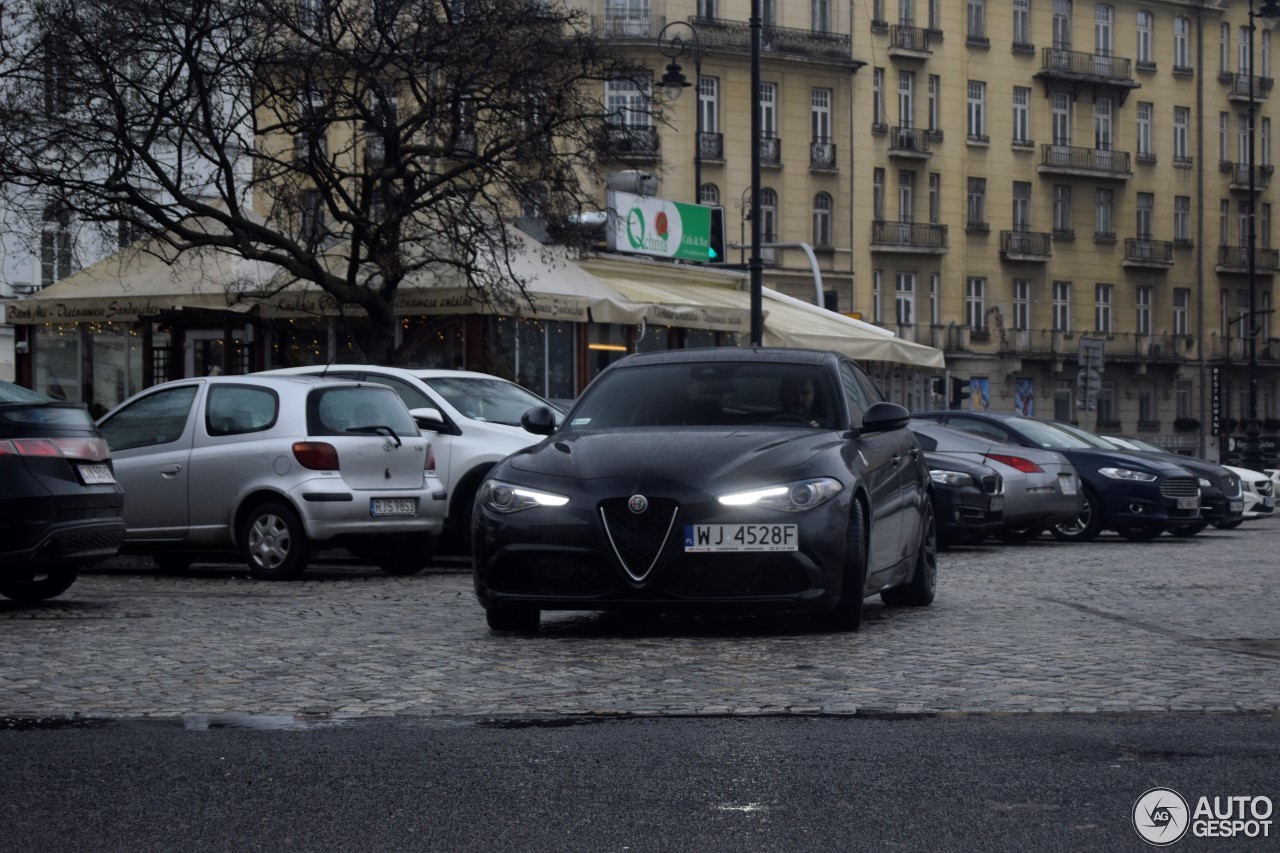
[1123,239,1174,264]
[889,24,930,52]
[1040,144,1132,176]
[871,220,948,249]
[1039,47,1135,84]
[810,140,836,169]
[889,126,931,154]
[1000,230,1052,257]
[1218,244,1280,270]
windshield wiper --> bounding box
[346,424,402,447]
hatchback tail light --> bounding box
[0,437,109,461]
[425,441,436,475]
[293,441,340,470]
[985,453,1044,474]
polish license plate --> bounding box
[78,463,115,485]
[989,495,1004,512]
[684,524,798,552]
[371,498,417,517]
[1230,500,1245,513]
[1058,474,1077,495]
[1176,496,1199,510]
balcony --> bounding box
[759,135,781,167]
[871,220,948,253]
[602,125,660,160]
[1038,144,1132,180]
[594,11,664,39]
[810,140,837,171]
[888,126,932,159]
[999,230,1052,261]
[1222,161,1273,191]
[1217,244,1280,273]
[689,16,856,65]
[1034,48,1139,99]
[998,330,1191,362]
[888,24,931,59]
[698,131,724,162]
[1226,72,1273,103]
[1123,239,1174,268]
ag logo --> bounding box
[1133,787,1190,846]
[627,494,648,514]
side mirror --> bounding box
[520,406,558,436]
[408,407,446,431]
[862,402,911,433]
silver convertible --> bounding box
[97,375,446,578]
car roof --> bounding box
[613,347,837,368]
[266,364,521,383]
[148,374,374,391]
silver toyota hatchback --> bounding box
[97,375,446,579]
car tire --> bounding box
[997,525,1044,544]
[377,534,437,576]
[882,496,938,607]
[240,500,311,580]
[1169,522,1208,538]
[485,601,540,633]
[1051,487,1104,542]
[820,501,868,632]
[1117,525,1163,542]
[152,553,195,573]
[0,566,79,602]
[1213,519,1244,530]
[442,467,493,558]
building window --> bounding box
[1052,281,1072,332]
[699,76,720,138]
[1173,288,1190,335]
[1013,279,1030,330]
[928,75,940,133]
[699,183,719,205]
[811,88,831,143]
[1138,383,1155,424]
[1096,382,1116,424]
[813,193,833,247]
[1136,193,1154,239]
[967,81,986,141]
[929,173,940,224]
[967,177,986,227]
[1264,203,1273,250]
[967,0,985,41]
[1174,17,1191,70]
[1136,286,1152,336]
[1221,199,1232,245]
[1053,184,1072,234]
[873,168,885,220]
[40,202,73,286]
[872,68,885,129]
[605,77,651,128]
[872,269,883,324]
[898,71,915,128]
[1136,11,1153,65]
[895,272,916,327]
[1012,181,1031,230]
[966,277,986,329]
[1095,283,1113,333]
[898,170,914,223]
[1013,0,1030,47]
[1094,97,1113,152]
[1052,91,1072,146]
[759,187,777,242]
[1095,5,1113,58]
[929,273,940,325]
[1095,188,1113,239]
[41,34,71,116]
[811,0,830,33]
[1136,102,1153,159]
[1176,380,1193,418]
[1175,196,1191,243]
[758,82,777,137]
[299,189,324,242]
[295,88,329,164]
[1221,23,1231,75]
[1012,87,1031,145]
[1053,0,1072,50]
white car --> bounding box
[98,375,446,578]
[1217,465,1276,526]
[261,366,561,551]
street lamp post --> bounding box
[1245,0,1280,471]
[748,0,763,345]
[657,21,704,206]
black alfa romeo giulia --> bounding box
[472,348,937,633]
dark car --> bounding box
[1047,423,1245,536]
[911,411,1200,542]
[922,453,1003,547]
[0,380,125,601]
[472,348,937,633]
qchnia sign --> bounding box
[607,191,712,262]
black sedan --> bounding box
[0,380,125,602]
[911,411,1200,542]
[472,348,937,632]
[923,454,1004,548]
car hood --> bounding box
[1058,448,1191,475]
[504,428,842,486]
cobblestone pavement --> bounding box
[2,522,1278,720]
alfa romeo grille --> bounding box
[1159,477,1200,499]
[600,497,679,583]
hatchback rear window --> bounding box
[307,387,419,437]
[0,404,96,428]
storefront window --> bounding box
[480,316,576,402]
[587,323,629,380]
[270,319,331,367]
[89,322,131,415]
[398,316,466,369]
[683,328,718,349]
[33,324,80,401]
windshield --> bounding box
[1049,420,1125,450]
[564,362,840,430]
[423,376,561,427]
[1007,417,1095,449]
[1119,436,1169,454]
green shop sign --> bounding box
[607,191,712,262]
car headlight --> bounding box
[478,479,569,513]
[929,470,974,487]
[1098,467,1158,482]
[716,478,843,512]
[1199,477,1212,488]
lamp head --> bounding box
[1259,0,1280,30]
[661,62,689,100]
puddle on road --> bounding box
[0,712,361,732]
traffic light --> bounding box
[950,377,970,410]
[707,206,726,263]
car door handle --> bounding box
[891,453,902,465]
[160,464,182,477]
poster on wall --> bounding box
[970,377,990,411]
[1014,378,1034,416]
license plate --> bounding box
[78,463,115,485]
[371,498,416,517]
[1230,500,1244,513]
[1265,497,1276,510]
[684,524,798,552]
[990,495,1004,512]
[1176,496,1199,510]
[1059,474,1077,495]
